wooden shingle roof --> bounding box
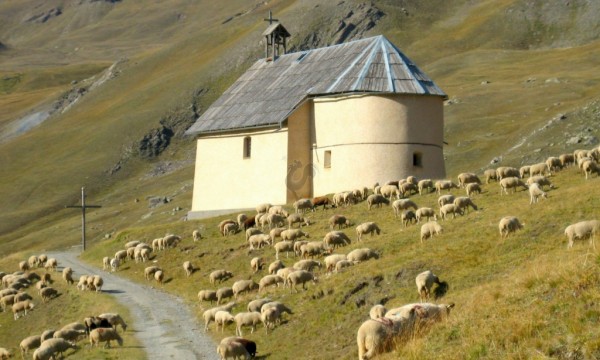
[186,35,447,135]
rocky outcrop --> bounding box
[23,7,63,23]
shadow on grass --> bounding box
[255,353,271,359]
[103,289,125,294]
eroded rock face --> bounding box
[138,126,174,159]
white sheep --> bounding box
[268,205,289,217]
[499,177,528,195]
[582,160,600,179]
[565,220,600,249]
[203,302,236,331]
[250,257,264,273]
[102,257,110,271]
[528,182,547,204]
[415,270,442,302]
[248,234,271,250]
[366,194,390,210]
[369,304,387,320]
[300,242,330,259]
[144,266,161,281]
[417,179,434,195]
[209,270,233,284]
[437,194,455,207]
[183,261,194,277]
[223,222,239,236]
[498,216,524,238]
[12,300,34,320]
[496,166,520,180]
[401,210,417,227]
[323,231,351,249]
[415,207,437,223]
[380,184,400,200]
[280,229,309,241]
[89,328,123,348]
[232,280,258,299]
[465,183,482,197]
[324,254,347,273]
[400,182,418,197]
[519,165,531,179]
[453,196,478,213]
[268,260,285,275]
[457,172,481,187]
[392,199,418,218]
[287,213,311,228]
[356,222,381,241]
[247,298,272,313]
[435,180,459,194]
[198,290,218,304]
[439,204,462,220]
[529,162,550,177]
[266,213,286,230]
[259,275,285,293]
[0,348,10,360]
[216,287,234,305]
[526,175,554,190]
[234,312,263,336]
[287,270,317,293]
[343,191,357,206]
[62,267,74,285]
[559,153,575,167]
[546,156,562,172]
[269,227,287,242]
[110,258,119,272]
[154,270,164,285]
[293,198,314,213]
[245,228,262,242]
[214,310,235,333]
[261,306,281,333]
[44,258,57,272]
[256,203,271,214]
[53,328,86,342]
[329,214,351,229]
[274,241,295,259]
[20,335,41,358]
[33,338,78,360]
[420,221,443,243]
[484,169,498,184]
[347,248,379,263]
[192,229,203,242]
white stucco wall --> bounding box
[311,94,445,196]
[190,127,289,214]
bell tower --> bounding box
[262,11,291,59]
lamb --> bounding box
[369,304,387,320]
[280,229,309,241]
[300,242,330,259]
[248,234,271,250]
[453,196,478,213]
[232,280,259,298]
[259,275,285,293]
[293,259,322,272]
[329,214,351,229]
[499,216,524,238]
[392,199,418,218]
[347,248,379,263]
[216,337,257,360]
[219,219,237,236]
[247,298,272,313]
[245,228,262,242]
[465,183,482,197]
[214,310,235,333]
[496,166,520,180]
[323,231,351,249]
[357,306,423,360]
[415,207,437,223]
[457,172,481,187]
[366,194,390,210]
[415,270,443,302]
[564,220,600,248]
[287,213,311,228]
[256,203,271,214]
[40,287,59,302]
[274,241,294,259]
[144,266,161,281]
[356,222,381,241]
[529,162,550,177]
[484,169,498,184]
[325,254,347,272]
[234,312,263,336]
[439,204,463,220]
[203,302,236,331]
[216,287,234,305]
[89,328,123,348]
[261,307,281,333]
[268,260,285,275]
[193,229,203,242]
[53,329,86,342]
[420,221,443,243]
[198,290,218,304]
[20,335,41,358]
[528,182,548,204]
[435,180,459,194]
[12,300,34,319]
[287,270,317,293]
[499,176,528,195]
[250,257,264,273]
[311,196,331,210]
[209,270,233,284]
[293,198,314,213]
[519,165,531,179]
[154,270,164,285]
[437,194,455,207]
[582,159,600,179]
[33,338,78,360]
[417,179,434,195]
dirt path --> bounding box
[48,249,218,360]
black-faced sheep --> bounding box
[498,216,524,238]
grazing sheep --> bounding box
[247,298,272,313]
[198,290,218,304]
[268,260,285,275]
[287,213,311,228]
[435,180,459,194]
[529,162,550,177]
[356,222,381,241]
[110,258,120,272]
[250,257,264,274]
[453,196,478,213]
[400,182,418,197]
[53,329,86,342]
[519,165,531,179]
[386,302,455,331]
[33,338,78,360]
[85,317,112,334]
[415,270,442,302]
[259,275,285,293]
[347,248,379,263]
[274,241,295,259]
[40,287,58,302]
[216,287,234,305]
[565,220,600,248]
[457,172,481,187]
[392,199,418,218]
[323,231,351,249]
[484,169,498,184]
[256,203,271,214]
[499,177,528,195]
[528,183,548,204]
[420,221,443,243]
[293,198,314,213]
[293,259,322,272]
[40,330,55,342]
[281,229,310,241]
[329,215,351,229]
[144,266,161,281]
[203,302,236,331]
[559,153,575,167]
[357,307,423,360]
[261,307,281,333]
[209,270,233,284]
[245,228,262,242]
[1,295,16,312]
[182,261,194,277]
[300,242,330,259]
[219,219,237,236]
[546,156,562,172]
[89,328,123,348]
[114,250,128,263]
[12,300,34,320]
[243,217,256,230]
[343,191,357,206]
[162,234,181,249]
[216,337,257,360]
[214,310,235,333]
[498,216,524,238]
[102,257,110,271]
[496,166,520,180]
[401,210,417,227]
[91,275,103,292]
[223,222,239,236]
[415,207,437,223]
[232,280,258,299]
[62,267,74,285]
[526,175,555,190]
[437,194,455,207]
[261,301,293,325]
[61,322,87,332]
[192,229,203,242]
[154,270,164,285]
[248,234,272,250]
[311,196,331,210]
[369,304,387,320]
[439,204,463,220]
[269,227,287,242]
[288,270,317,293]
[380,184,400,200]
[582,160,600,179]
[266,213,286,230]
[325,254,347,272]
[366,194,390,210]
[417,179,434,195]
[333,192,346,208]
[465,183,482,197]
[15,292,32,303]
[44,258,57,272]
[234,312,263,336]
[20,335,41,358]
[17,261,28,273]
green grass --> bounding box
[76,163,600,359]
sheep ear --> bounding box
[447,303,455,309]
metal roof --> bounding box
[186,35,447,136]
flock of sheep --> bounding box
[0,254,129,359]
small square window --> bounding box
[243,137,251,159]
[324,150,331,168]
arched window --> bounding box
[243,137,251,159]
[413,152,422,167]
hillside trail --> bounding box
[48,249,218,359]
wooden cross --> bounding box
[264,10,278,25]
[65,187,101,252]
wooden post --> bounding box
[66,187,101,252]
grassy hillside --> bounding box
[70,158,600,359]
